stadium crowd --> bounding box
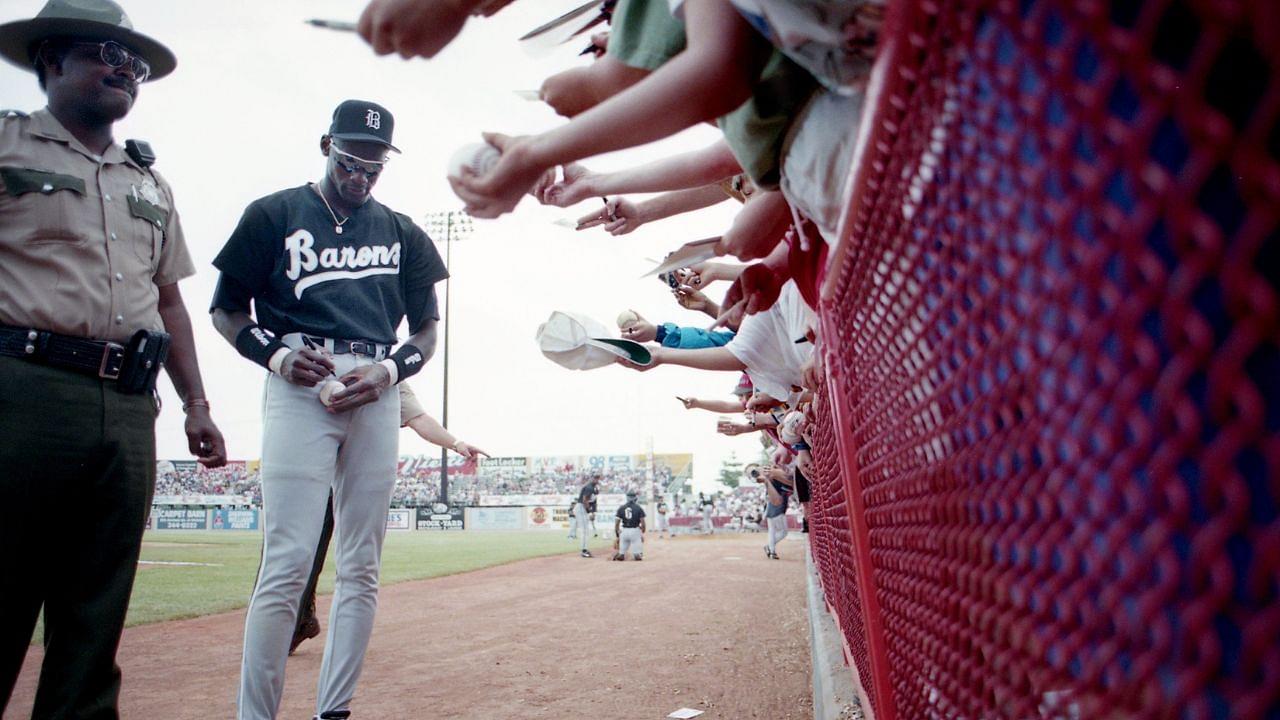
[154,461,681,508]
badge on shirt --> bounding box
[134,178,162,206]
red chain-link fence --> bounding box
[806,1,1280,718]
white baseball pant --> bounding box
[701,506,714,533]
[238,345,400,720]
[656,513,669,534]
[618,527,643,558]
[574,503,590,551]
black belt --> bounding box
[302,335,389,359]
[0,325,169,394]
[0,325,127,379]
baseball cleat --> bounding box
[290,615,321,655]
[612,553,624,561]
[634,555,643,561]
[581,549,592,558]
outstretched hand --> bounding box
[449,132,549,218]
[358,0,473,59]
[575,197,643,235]
[541,162,595,207]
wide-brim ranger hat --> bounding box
[0,0,176,80]
[329,99,401,153]
[536,311,652,371]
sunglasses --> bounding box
[329,144,387,178]
[69,40,151,82]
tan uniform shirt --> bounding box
[0,108,195,343]
[399,382,427,427]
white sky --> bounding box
[0,0,766,491]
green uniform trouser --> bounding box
[0,356,156,720]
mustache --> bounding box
[104,75,137,97]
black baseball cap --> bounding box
[328,99,400,153]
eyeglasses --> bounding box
[69,40,151,82]
[329,144,386,178]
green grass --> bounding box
[30,531,609,642]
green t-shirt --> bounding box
[717,52,820,190]
[607,0,686,70]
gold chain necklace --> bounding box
[313,183,350,235]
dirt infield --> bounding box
[7,534,811,719]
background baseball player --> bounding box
[574,474,600,557]
[655,497,670,538]
[567,497,580,540]
[587,490,599,537]
[613,490,646,560]
[698,492,715,534]
[210,99,447,720]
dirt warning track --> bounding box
[8,534,811,719]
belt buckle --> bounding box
[98,342,125,380]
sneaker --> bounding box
[581,549,592,558]
[289,615,321,655]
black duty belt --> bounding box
[0,325,170,393]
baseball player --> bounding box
[613,490,647,560]
[698,492,716,534]
[655,497,670,538]
[210,100,448,720]
[575,474,601,557]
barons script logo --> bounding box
[284,229,399,298]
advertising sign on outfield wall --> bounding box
[385,509,413,530]
[211,509,259,530]
[466,507,524,530]
[153,508,208,530]
[526,506,572,530]
[416,505,464,530]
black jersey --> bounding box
[578,483,598,506]
[616,501,646,528]
[213,185,448,343]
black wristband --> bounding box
[235,324,287,369]
[389,343,425,382]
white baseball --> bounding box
[616,310,639,328]
[319,380,346,407]
[447,142,501,177]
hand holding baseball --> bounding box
[324,364,392,414]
